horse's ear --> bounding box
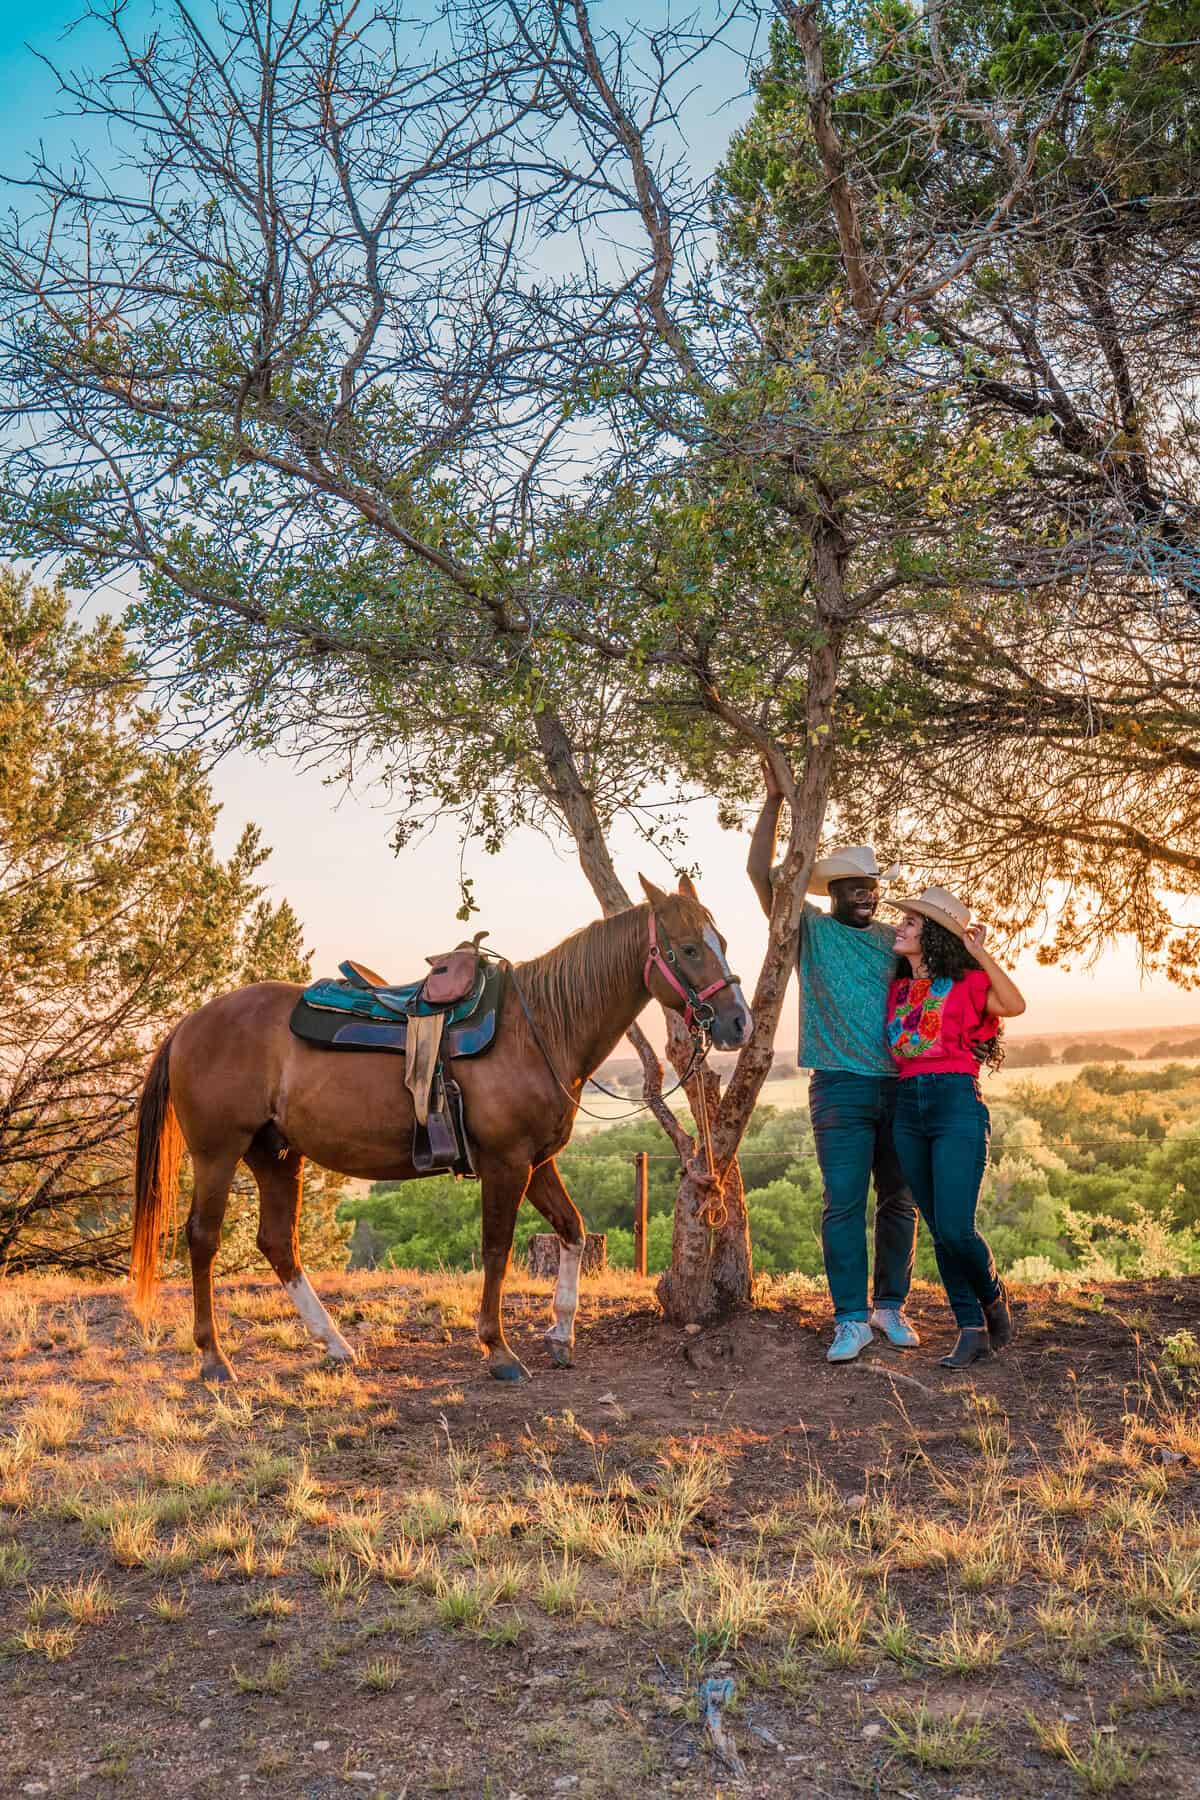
[638,872,671,911]
[677,872,700,902]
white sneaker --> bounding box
[826,1320,874,1363]
[869,1306,921,1348]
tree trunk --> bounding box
[527,1232,608,1277]
[533,705,753,1315]
[656,1083,751,1323]
[656,540,848,1324]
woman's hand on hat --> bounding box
[964,922,988,952]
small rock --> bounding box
[312,1740,332,1752]
[198,1719,213,1731]
[861,1722,881,1739]
[552,1779,579,1792]
[842,1492,868,1512]
[347,1775,377,1785]
[21,1786,48,1796]
[684,1324,702,1336]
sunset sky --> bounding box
[2,3,1196,1043]
[205,739,1200,1044]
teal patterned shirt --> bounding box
[797,901,897,1076]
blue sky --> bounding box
[0,1,1195,1037]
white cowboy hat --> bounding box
[808,845,900,897]
[882,885,976,940]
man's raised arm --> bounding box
[747,760,784,920]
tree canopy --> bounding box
[0,569,315,1273]
[715,0,1200,974]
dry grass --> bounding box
[0,1269,1196,1798]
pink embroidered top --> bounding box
[886,967,997,1077]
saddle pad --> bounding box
[288,997,501,1060]
[300,958,500,1025]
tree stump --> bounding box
[527,1232,607,1278]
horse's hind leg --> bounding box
[244,1133,356,1365]
[187,1147,243,1383]
[477,1157,532,1382]
[526,1159,585,1369]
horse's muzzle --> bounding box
[710,1003,753,1050]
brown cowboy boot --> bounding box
[984,1280,1015,1349]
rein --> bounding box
[642,914,732,1229]
[505,960,708,1121]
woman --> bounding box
[882,887,1026,1369]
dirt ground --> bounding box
[1,1269,1198,1799]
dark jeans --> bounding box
[809,1071,918,1323]
[892,1073,999,1329]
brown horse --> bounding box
[131,875,751,1382]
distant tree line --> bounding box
[1007,1038,1200,1069]
[340,1063,1200,1284]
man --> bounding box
[748,766,919,1361]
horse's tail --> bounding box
[131,1032,185,1318]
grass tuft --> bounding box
[882,1698,992,1771]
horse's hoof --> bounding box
[489,1360,529,1383]
[200,1359,235,1385]
[321,1346,357,1369]
[545,1337,574,1369]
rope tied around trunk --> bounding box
[690,1071,728,1232]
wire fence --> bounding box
[629,1134,1192,1164]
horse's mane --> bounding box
[515,903,648,1062]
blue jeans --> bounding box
[809,1071,917,1322]
[892,1073,999,1329]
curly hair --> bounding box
[896,916,1006,1072]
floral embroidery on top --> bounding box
[887,975,954,1059]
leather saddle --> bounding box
[287,936,503,1180]
[337,931,490,1018]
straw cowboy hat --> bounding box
[882,885,977,940]
[808,845,901,898]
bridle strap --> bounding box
[643,911,737,1033]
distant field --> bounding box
[574,1054,1200,1132]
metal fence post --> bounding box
[633,1150,648,1276]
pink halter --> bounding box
[643,911,736,1034]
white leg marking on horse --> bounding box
[703,926,752,1028]
[547,1238,582,1344]
[285,1272,356,1361]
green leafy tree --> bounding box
[0,569,316,1274]
[715,0,1200,977]
[1059,1041,1134,1065]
